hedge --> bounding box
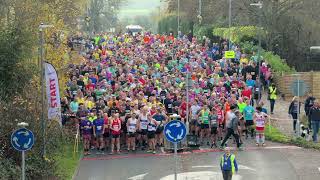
[211,26,295,73]
[239,41,295,73]
[212,26,265,44]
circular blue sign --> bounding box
[164,120,187,143]
[11,128,34,151]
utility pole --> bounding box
[250,1,263,101]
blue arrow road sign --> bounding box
[164,120,187,143]
[11,128,34,151]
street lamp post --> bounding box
[177,0,180,33]
[250,1,263,101]
[39,23,54,158]
[197,0,203,24]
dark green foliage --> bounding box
[0,26,35,102]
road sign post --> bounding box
[164,120,187,180]
[11,122,34,180]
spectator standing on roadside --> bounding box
[304,91,316,130]
[268,83,277,114]
[220,147,238,180]
[310,100,320,143]
[288,96,301,134]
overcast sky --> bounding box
[119,0,161,19]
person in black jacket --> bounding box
[288,96,301,133]
[304,92,316,130]
[310,100,320,143]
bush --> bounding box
[212,26,295,73]
[0,159,20,180]
[239,41,295,73]
[194,24,214,40]
[0,9,81,180]
[213,26,265,44]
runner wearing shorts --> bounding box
[110,113,121,154]
[243,99,255,139]
[147,116,158,154]
[103,113,110,150]
[138,107,149,150]
[254,106,269,146]
[216,104,225,141]
[93,112,105,154]
[127,113,138,151]
[153,108,167,147]
[190,101,201,135]
[198,105,210,145]
[80,116,93,155]
[209,108,218,148]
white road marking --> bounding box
[238,165,257,172]
[159,171,242,180]
[318,167,320,172]
[263,146,301,150]
[192,165,218,168]
[128,173,148,180]
[192,165,256,171]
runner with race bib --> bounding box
[254,106,269,146]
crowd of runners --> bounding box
[62,32,275,155]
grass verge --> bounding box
[54,143,82,180]
[265,124,320,150]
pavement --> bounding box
[260,92,294,136]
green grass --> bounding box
[265,124,320,150]
[54,143,82,180]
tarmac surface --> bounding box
[74,141,320,180]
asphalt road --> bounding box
[74,142,320,180]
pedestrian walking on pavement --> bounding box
[310,100,320,143]
[220,147,238,180]
[220,106,242,150]
[268,83,277,114]
[288,96,301,134]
